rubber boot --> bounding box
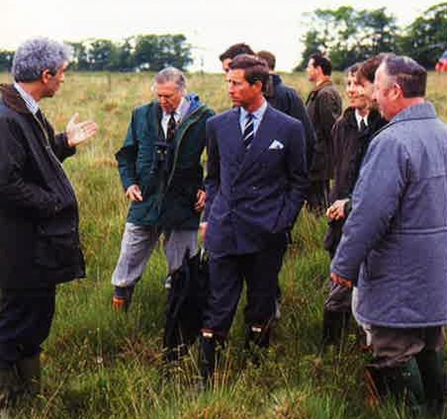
[366,358,426,417]
[198,331,225,387]
[199,333,216,386]
[321,310,351,349]
[0,363,22,407]
[16,355,41,398]
[416,349,446,417]
[244,325,270,367]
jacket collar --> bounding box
[0,84,30,115]
[390,102,437,124]
[306,79,334,104]
[311,79,333,94]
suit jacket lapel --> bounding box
[223,108,245,183]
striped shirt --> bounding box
[13,82,39,115]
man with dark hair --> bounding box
[257,50,315,168]
[111,67,214,363]
[199,54,309,382]
[218,43,255,72]
[0,37,98,403]
[331,55,447,416]
[305,53,342,216]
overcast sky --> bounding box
[2,0,443,72]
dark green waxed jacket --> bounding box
[116,94,214,229]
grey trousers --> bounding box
[111,222,198,288]
[370,325,445,367]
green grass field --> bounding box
[1,70,447,418]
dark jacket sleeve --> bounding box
[52,133,76,162]
[203,118,219,222]
[115,109,139,191]
[0,117,59,218]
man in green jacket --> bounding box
[111,67,214,362]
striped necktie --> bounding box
[242,113,254,149]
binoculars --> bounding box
[151,141,173,174]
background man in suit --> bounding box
[199,54,309,381]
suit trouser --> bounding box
[0,287,56,366]
[202,238,287,337]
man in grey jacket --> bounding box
[331,55,447,416]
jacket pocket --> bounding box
[34,227,82,270]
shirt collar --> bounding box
[240,99,268,121]
[162,97,188,121]
[355,109,368,128]
[14,82,39,115]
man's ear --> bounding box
[253,79,263,91]
[41,69,53,84]
[390,82,403,100]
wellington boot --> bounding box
[244,325,270,367]
[0,364,23,407]
[199,334,216,386]
[16,355,41,398]
[366,358,426,417]
[416,349,446,418]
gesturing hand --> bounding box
[66,113,98,147]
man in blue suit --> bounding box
[199,54,309,381]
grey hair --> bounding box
[153,67,186,93]
[381,55,427,98]
[12,37,72,82]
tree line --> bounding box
[296,2,447,70]
[0,2,445,73]
[0,34,192,73]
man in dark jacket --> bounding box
[111,67,214,362]
[257,50,315,167]
[322,58,387,349]
[0,37,98,403]
[305,53,342,216]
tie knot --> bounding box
[359,118,367,132]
